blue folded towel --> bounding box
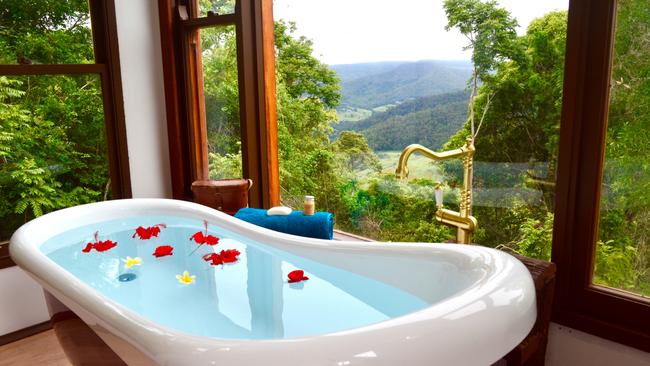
[234,208,334,240]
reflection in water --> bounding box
[247,246,284,338]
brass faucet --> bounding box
[395,137,478,244]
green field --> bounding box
[372,103,397,113]
[336,107,372,122]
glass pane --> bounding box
[273,0,567,254]
[594,0,650,298]
[0,1,95,64]
[198,0,236,17]
[0,74,109,240]
[200,25,243,179]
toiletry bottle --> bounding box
[304,195,315,216]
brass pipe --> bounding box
[395,138,477,244]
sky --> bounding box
[273,0,569,65]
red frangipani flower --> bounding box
[288,270,309,283]
[81,231,117,253]
[152,245,174,258]
[132,224,166,240]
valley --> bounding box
[331,60,471,152]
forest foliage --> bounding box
[333,91,468,151]
[0,0,107,240]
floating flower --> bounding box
[176,271,196,285]
[288,270,309,283]
[202,249,240,266]
[122,256,142,269]
[189,220,220,246]
[93,240,117,252]
[152,245,174,258]
[81,231,118,253]
[132,224,166,240]
[189,232,220,245]
[219,249,241,263]
[202,253,223,266]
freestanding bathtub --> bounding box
[10,199,535,366]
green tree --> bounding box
[453,11,567,167]
[0,0,93,64]
[594,0,650,295]
[439,11,568,254]
[0,2,108,239]
[274,21,343,210]
[198,18,343,210]
[443,0,519,139]
[332,131,380,176]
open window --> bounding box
[159,0,279,208]
[0,0,130,268]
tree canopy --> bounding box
[0,1,106,239]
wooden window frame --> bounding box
[552,0,650,351]
[158,0,279,208]
[0,0,131,269]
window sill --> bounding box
[332,229,374,242]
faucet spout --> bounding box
[395,143,470,179]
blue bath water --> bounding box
[42,216,429,340]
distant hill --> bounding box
[331,60,472,109]
[330,61,406,83]
[335,91,469,151]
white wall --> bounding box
[114,0,172,198]
[0,266,49,335]
[546,323,650,366]
[0,0,171,337]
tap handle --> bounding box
[435,183,443,208]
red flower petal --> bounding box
[288,270,309,283]
[189,221,220,246]
[153,245,174,258]
[204,235,220,246]
[190,231,207,244]
[132,226,149,239]
[202,253,217,261]
[150,226,161,238]
[133,224,166,240]
[82,231,118,253]
[202,253,224,266]
[219,249,240,263]
[94,240,117,252]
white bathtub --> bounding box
[10,199,535,365]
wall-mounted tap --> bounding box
[395,138,477,244]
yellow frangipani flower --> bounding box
[176,271,196,285]
[122,256,142,269]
